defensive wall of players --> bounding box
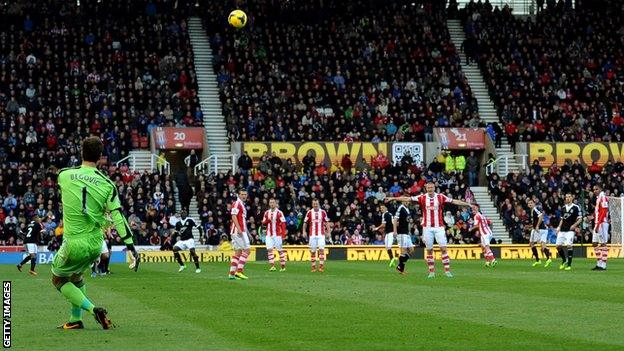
[0,245,620,265]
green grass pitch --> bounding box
[3,259,624,350]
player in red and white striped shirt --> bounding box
[229,189,251,280]
[387,182,470,278]
[470,204,497,267]
[592,184,613,270]
[303,199,331,272]
[262,198,287,272]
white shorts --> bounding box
[423,227,447,250]
[231,233,250,250]
[592,223,609,244]
[556,231,574,246]
[396,234,414,249]
[266,236,283,250]
[26,243,38,254]
[480,234,492,247]
[100,241,109,254]
[530,229,548,243]
[174,238,196,251]
[384,233,394,250]
[309,236,325,251]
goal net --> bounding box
[607,197,624,258]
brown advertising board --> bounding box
[529,142,624,167]
[239,141,424,167]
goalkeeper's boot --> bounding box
[532,261,542,267]
[178,265,186,273]
[445,271,454,278]
[544,258,552,268]
[269,265,277,271]
[389,257,398,268]
[57,321,84,330]
[427,272,435,279]
[93,307,114,330]
[133,255,141,272]
[235,272,248,280]
[564,266,572,271]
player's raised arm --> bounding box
[450,199,471,207]
[385,196,412,202]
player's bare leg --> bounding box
[318,249,326,272]
[235,248,250,279]
[229,249,241,279]
[530,240,541,267]
[541,242,552,267]
[17,252,37,276]
[278,249,286,271]
[440,246,453,278]
[172,246,186,272]
[190,248,201,273]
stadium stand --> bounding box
[460,0,624,145]
[194,152,482,247]
[203,0,480,142]
[0,0,198,246]
[488,159,624,243]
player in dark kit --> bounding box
[17,215,43,275]
[173,210,203,273]
[393,200,414,274]
[374,204,397,268]
[555,194,582,271]
[527,199,552,267]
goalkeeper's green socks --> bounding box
[69,283,87,322]
[60,282,95,316]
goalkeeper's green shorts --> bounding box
[51,236,103,277]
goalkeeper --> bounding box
[52,136,139,330]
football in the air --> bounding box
[228,9,247,28]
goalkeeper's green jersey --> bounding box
[58,165,133,243]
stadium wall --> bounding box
[0,251,126,265]
[4,245,617,265]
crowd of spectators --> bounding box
[205,0,481,142]
[0,0,201,248]
[194,151,486,248]
[488,159,624,243]
[460,0,624,145]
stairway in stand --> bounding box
[447,19,524,175]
